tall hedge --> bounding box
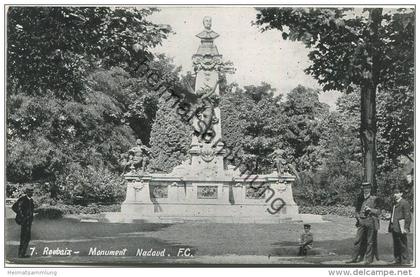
[148,97,192,173]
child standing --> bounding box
[298,224,313,256]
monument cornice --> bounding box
[123,173,296,184]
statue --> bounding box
[193,17,235,74]
[183,78,220,144]
[195,16,221,58]
[196,16,220,40]
[193,85,220,143]
[269,148,289,175]
[121,139,151,173]
[188,17,223,144]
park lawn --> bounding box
[5,215,414,265]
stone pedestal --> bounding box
[119,156,301,223]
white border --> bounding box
[0,1,417,277]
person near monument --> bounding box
[388,186,411,265]
[346,182,380,264]
[298,224,313,256]
[351,191,379,262]
[11,186,35,258]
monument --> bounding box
[107,17,320,223]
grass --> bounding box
[5,215,414,265]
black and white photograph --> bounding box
[3,2,416,271]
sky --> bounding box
[149,7,341,109]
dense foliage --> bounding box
[7,7,171,204]
[7,7,170,100]
[148,96,192,173]
[254,7,415,191]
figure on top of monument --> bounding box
[196,16,220,40]
[195,16,220,57]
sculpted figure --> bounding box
[196,16,220,40]
[183,79,219,143]
[126,139,151,173]
[269,148,289,175]
[195,16,220,57]
[193,93,218,143]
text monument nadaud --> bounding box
[109,17,320,223]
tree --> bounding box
[312,93,363,206]
[282,85,330,171]
[6,7,172,192]
[148,96,192,173]
[255,7,414,191]
[87,54,182,145]
[7,7,170,100]
[240,83,287,173]
[7,89,135,183]
[220,83,288,174]
[377,87,414,167]
[315,89,413,208]
[220,84,248,166]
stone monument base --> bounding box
[105,162,323,224]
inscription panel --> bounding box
[150,183,169,199]
[197,186,218,199]
[245,184,269,199]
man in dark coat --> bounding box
[12,186,35,258]
[347,182,381,264]
[298,224,313,256]
[389,186,412,265]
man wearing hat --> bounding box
[347,182,380,264]
[298,224,313,256]
[12,186,35,258]
[388,186,411,265]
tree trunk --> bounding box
[360,83,377,192]
[360,8,382,193]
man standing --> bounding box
[12,186,34,258]
[389,186,411,265]
[347,182,380,264]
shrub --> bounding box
[294,166,412,214]
[56,164,126,205]
[377,168,412,211]
[6,182,47,198]
[42,203,121,215]
[299,205,392,220]
[294,172,348,206]
[80,203,101,214]
[94,203,121,213]
[293,169,363,207]
[6,183,22,198]
[299,205,355,217]
[6,182,56,209]
[35,205,64,219]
